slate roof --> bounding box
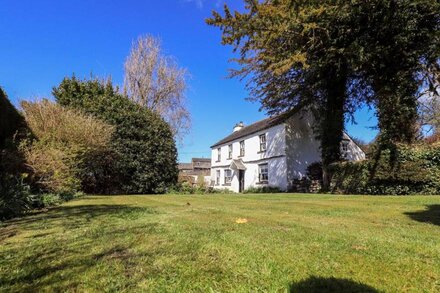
[211,112,292,148]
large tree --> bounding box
[207,0,365,187]
[207,0,440,187]
[53,77,179,194]
[124,35,191,141]
[355,0,440,145]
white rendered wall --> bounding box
[211,123,288,192]
[210,114,366,192]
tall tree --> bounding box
[124,35,191,141]
[356,0,440,145]
[207,0,364,188]
[208,0,440,187]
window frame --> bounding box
[259,134,267,152]
[224,169,232,185]
[216,170,221,185]
[258,163,269,183]
[239,140,245,157]
[217,147,221,162]
[228,144,233,159]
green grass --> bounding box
[0,194,439,292]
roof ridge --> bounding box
[210,112,292,148]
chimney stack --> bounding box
[233,121,244,132]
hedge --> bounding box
[329,143,440,195]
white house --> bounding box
[210,111,365,193]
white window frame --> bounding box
[228,144,233,159]
[216,170,221,185]
[259,134,267,152]
[258,163,268,183]
[224,169,232,185]
[217,147,221,162]
[239,140,245,157]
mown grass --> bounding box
[0,194,439,292]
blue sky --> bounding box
[0,0,377,162]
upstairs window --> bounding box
[228,144,233,159]
[259,134,267,152]
[341,141,349,159]
[239,140,245,157]
[342,141,349,152]
[224,169,232,185]
[258,163,268,183]
[216,170,221,185]
[217,148,221,162]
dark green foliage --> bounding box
[53,77,178,194]
[0,175,33,220]
[355,0,440,144]
[306,162,323,181]
[0,88,26,149]
[0,88,32,220]
[330,144,440,195]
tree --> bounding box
[207,0,440,187]
[207,0,365,188]
[418,60,440,138]
[0,87,26,149]
[355,0,440,145]
[53,76,179,194]
[124,35,191,141]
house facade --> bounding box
[178,158,211,186]
[210,112,365,193]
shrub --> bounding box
[306,162,323,181]
[33,191,84,209]
[20,100,114,194]
[0,88,33,220]
[53,77,178,194]
[330,143,440,195]
[243,186,282,194]
[0,175,32,220]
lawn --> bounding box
[0,194,439,292]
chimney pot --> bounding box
[233,121,245,132]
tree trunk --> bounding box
[319,66,347,191]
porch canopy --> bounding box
[230,159,246,171]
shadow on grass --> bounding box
[405,205,440,226]
[0,204,162,291]
[289,277,378,293]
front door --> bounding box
[238,170,245,192]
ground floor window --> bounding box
[258,163,268,183]
[216,170,221,185]
[224,169,232,185]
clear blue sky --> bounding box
[0,0,377,162]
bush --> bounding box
[53,77,178,194]
[20,99,114,194]
[168,181,232,194]
[330,143,440,195]
[33,191,84,209]
[0,175,33,220]
[243,186,282,194]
